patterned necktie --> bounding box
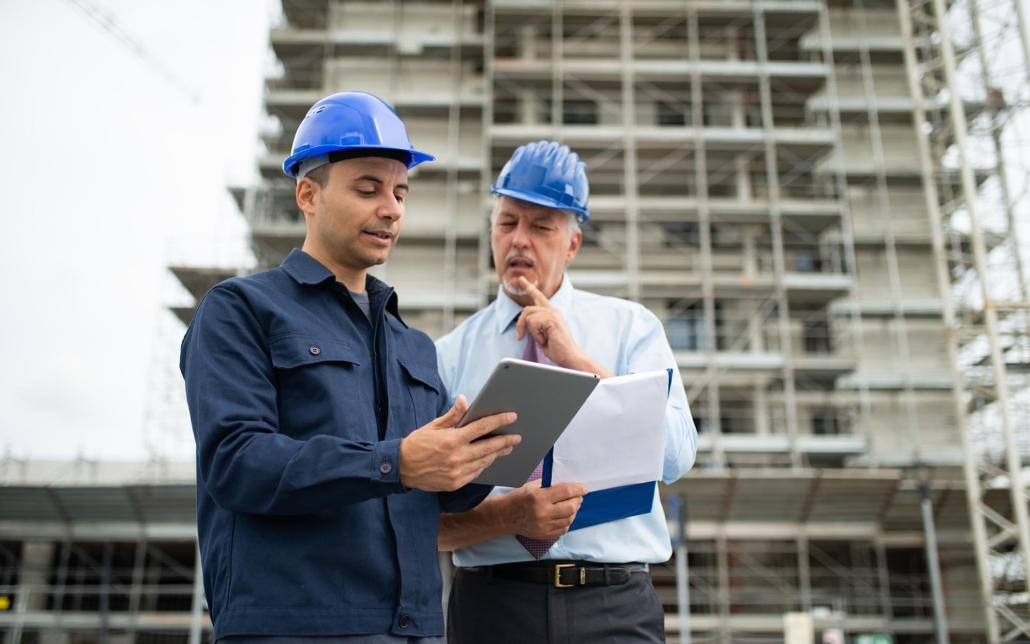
[515,336,560,559]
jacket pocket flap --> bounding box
[268,335,361,369]
[398,358,441,394]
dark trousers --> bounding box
[446,567,665,644]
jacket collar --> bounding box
[281,248,336,286]
[494,273,575,334]
[281,248,406,327]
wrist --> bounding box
[484,494,515,534]
[565,350,611,378]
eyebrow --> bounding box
[353,174,408,191]
[498,211,556,224]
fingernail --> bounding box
[507,412,517,422]
[514,435,522,444]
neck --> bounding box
[504,290,534,308]
[301,242,368,293]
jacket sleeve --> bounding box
[433,375,494,513]
[625,310,698,484]
[181,284,408,516]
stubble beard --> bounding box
[501,249,538,296]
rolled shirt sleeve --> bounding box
[624,310,698,484]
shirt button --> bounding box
[398,614,411,629]
[309,345,321,355]
[379,461,393,475]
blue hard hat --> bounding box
[492,140,590,223]
[282,91,435,179]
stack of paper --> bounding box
[543,369,670,530]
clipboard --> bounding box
[455,358,600,487]
[542,368,675,531]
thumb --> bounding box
[438,394,469,428]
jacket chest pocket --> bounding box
[397,358,441,430]
[268,334,369,440]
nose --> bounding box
[378,194,404,221]
[510,218,532,249]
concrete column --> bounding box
[99,543,113,644]
[142,551,162,612]
[127,540,147,644]
[736,154,752,201]
[519,24,537,59]
[188,543,205,644]
[717,536,730,644]
[20,542,53,611]
[520,89,538,125]
[754,383,770,435]
[797,535,812,612]
[5,541,55,644]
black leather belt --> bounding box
[461,561,648,588]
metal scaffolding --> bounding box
[896,0,1030,640]
[129,0,1030,642]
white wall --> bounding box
[855,248,940,300]
[403,181,483,237]
[849,185,931,238]
[858,318,949,374]
[858,392,960,453]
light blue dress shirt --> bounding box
[435,276,698,566]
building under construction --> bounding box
[3,0,1030,643]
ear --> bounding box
[565,229,582,265]
[296,177,320,219]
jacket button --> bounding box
[398,614,411,629]
[309,345,321,355]
[379,461,393,475]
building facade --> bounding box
[4,1,1030,643]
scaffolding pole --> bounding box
[754,1,802,469]
[929,0,1030,619]
[686,0,724,468]
[920,481,951,644]
[895,0,1000,638]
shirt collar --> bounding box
[280,248,406,326]
[494,273,575,334]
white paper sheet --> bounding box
[549,369,668,492]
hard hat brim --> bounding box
[284,145,435,179]
[492,186,590,223]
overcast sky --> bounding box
[0,1,275,461]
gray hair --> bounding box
[489,196,582,236]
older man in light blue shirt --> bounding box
[436,140,697,644]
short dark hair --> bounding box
[304,163,332,188]
[301,148,411,189]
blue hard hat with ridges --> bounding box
[282,91,435,179]
[491,140,590,223]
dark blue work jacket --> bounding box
[180,249,488,640]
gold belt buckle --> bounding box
[554,563,584,588]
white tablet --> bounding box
[456,358,601,487]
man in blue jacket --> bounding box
[180,92,519,644]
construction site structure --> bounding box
[3,0,1029,643]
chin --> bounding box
[502,276,533,297]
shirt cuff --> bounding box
[371,439,407,492]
